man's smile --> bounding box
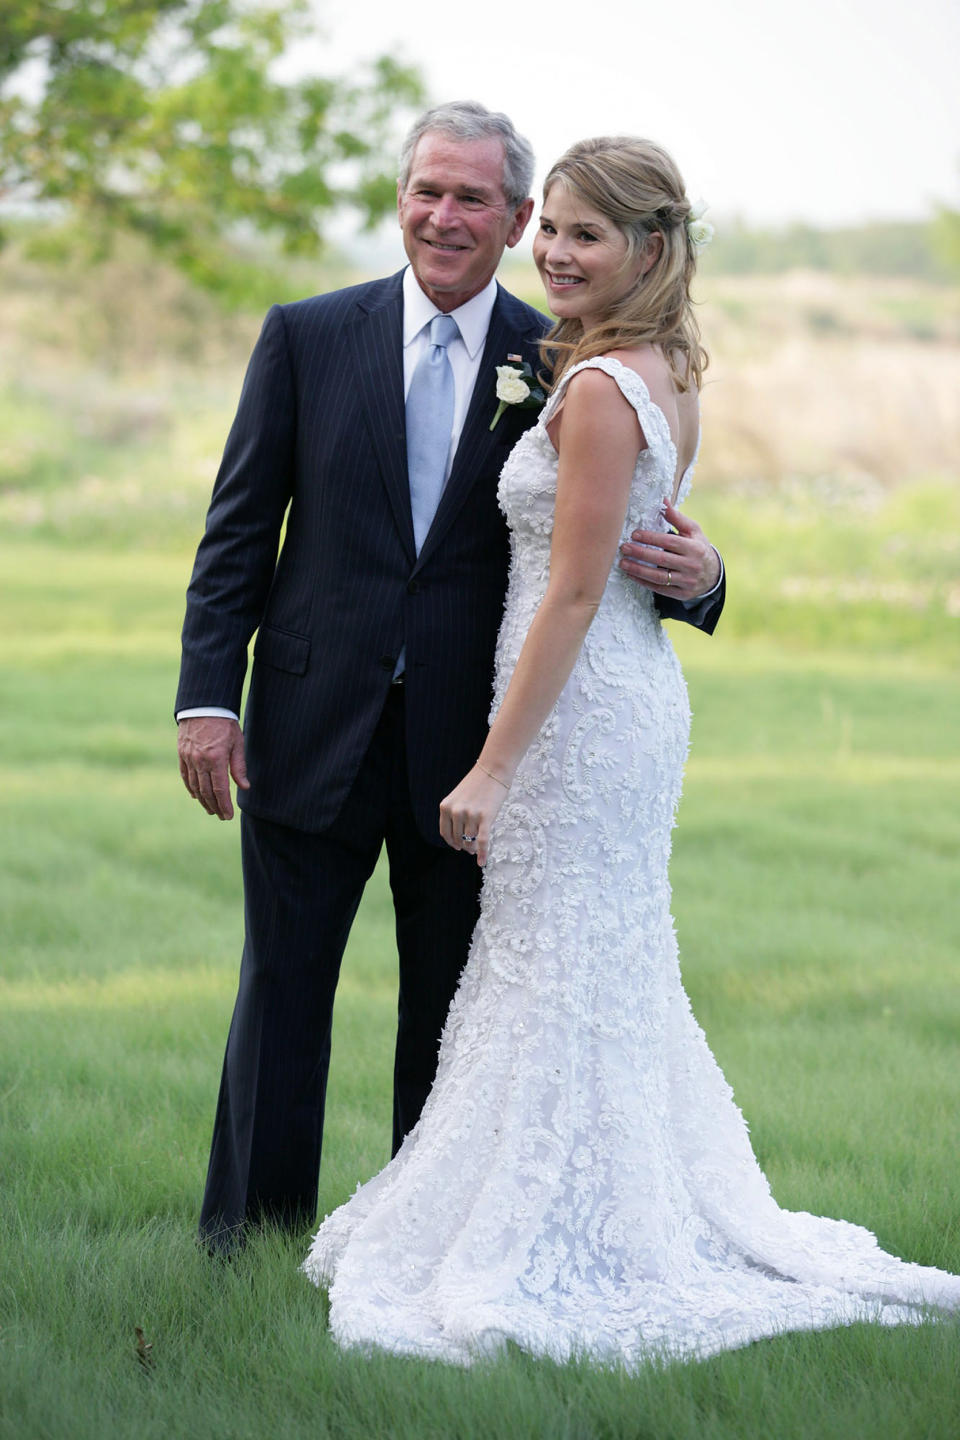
[421,237,470,252]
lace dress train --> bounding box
[302,358,960,1363]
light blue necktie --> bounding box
[406,313,459,555]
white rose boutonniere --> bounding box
[489,357,546,431]
[496,368,531,404]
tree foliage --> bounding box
[0,0,424,294]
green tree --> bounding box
[0,0,423,295]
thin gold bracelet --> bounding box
[477,761,509,790]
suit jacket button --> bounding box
[407,579,420,595]
[379,655,395,670]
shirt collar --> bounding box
[402,266,498,360]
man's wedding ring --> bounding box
[665,570,673,587]
[462,833,477,843]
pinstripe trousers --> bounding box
[197,685,483,1249]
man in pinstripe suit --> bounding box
[176,102,725,1250]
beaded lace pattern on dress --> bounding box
[303,357,960,1363]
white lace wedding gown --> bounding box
[303,357,960,1363]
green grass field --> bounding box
[2,517,959,1437]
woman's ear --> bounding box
[641,231,664,275]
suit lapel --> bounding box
[349,274,417,564]
[416,287,546,570]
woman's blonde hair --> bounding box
[539,136,708,393]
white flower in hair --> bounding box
[685,199,714,249]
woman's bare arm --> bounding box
[439,367,643,863]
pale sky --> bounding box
[307,0,958,230]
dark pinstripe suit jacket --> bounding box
[176,270,551,840]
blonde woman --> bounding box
[304,137,960,1362]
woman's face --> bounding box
[533,183,647,329]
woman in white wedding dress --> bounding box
[303,137,960,1363]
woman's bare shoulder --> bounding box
[605,344,672,392]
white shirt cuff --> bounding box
[176,707,239,722]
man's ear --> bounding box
[506,197,535,249]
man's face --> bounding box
[398,133,534,312]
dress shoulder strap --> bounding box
[543,356,674,459]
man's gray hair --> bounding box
[398,101,535,209]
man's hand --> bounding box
[178,716,249,821]
[618,499,721,600]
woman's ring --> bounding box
[462,833,477,843]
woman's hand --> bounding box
[439,764,511,867]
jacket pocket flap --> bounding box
[254,624,310,675]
